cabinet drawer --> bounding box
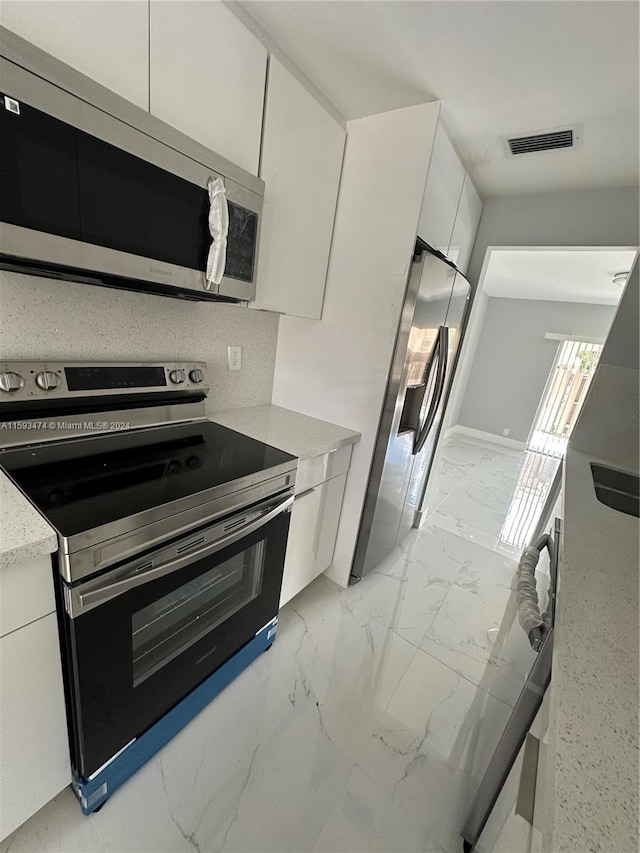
[280,472,347,607]
[295,445,352,494]
[0,554,56,638]
[0,613,71,840]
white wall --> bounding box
[272,102,440,588]
[569,259,639,463]
[599,260,639,371]
[448,187,640,430]
[0,272,280,413]
[458,297,616,443]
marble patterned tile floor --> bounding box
[1,436,557,853]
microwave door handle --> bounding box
[70,494,294,617]
[205,176,229,292]
[414,325,448,455]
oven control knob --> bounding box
[189,368,204,384]
[0,371,25,393]
[36,371,61,391]
[169,369,186,385]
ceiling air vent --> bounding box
[507,129,574,155]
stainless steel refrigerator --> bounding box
[350,239,471,582]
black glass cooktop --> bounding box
[0,422,295,538]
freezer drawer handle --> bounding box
[69,494,294,617]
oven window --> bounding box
[132,540,265,687]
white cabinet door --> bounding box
[448,174,483,275]
[254,57,345,319]
[417,123,466,254]
[0,0,149,109]
[149,1,267,175]
[280,473,347,607]
[474,691,551,853]
[0,554,56,639]
[0,614,71,841]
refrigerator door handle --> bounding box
[398,325,440,434]
[414,325,449,455]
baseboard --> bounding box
[447,425,527,451]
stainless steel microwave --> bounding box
[0,27,264,302]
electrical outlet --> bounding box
[227,345,242,371]
[502,428,510,437]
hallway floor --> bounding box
[1,436,558,853]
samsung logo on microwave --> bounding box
[150,266,172,278]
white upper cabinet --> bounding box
[417,123,466,254]
[149,1,267,175]
[417,122,483,274]
[0,0,149,109]
[447,174,483,275]
[254,57,345,319]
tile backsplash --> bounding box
[0,272,280,412]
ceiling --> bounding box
[482,249,638,305]
[239,1,640,197]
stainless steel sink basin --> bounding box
[591,463,640,518]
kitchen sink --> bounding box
[591,463,640,518]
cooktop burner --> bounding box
[0,421,295,538]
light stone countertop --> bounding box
[209,404,361,459]
[0,469,57,569]
[0,404,359,571]
[547,363,639,853]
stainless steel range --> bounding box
[0,361,296,815]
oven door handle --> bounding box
[69,494,294,616]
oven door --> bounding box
[59,491,292,780]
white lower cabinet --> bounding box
[280,471,348,608]
[476,690,551,853]
[0,611,71,841]
[0,555,56,639]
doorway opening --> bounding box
[527,338,603,458]
[498,337,604,548]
